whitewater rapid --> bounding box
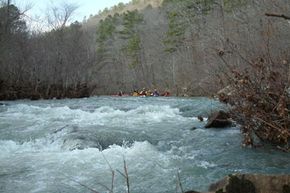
[0,97,289,193]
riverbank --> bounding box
[0,88,204,101]
[0,81,209,101]
[0,82,92,101]
[186,174,290,193]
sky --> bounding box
[12,0,131,29]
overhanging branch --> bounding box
[265,13,290,20]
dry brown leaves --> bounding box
[218,57,290,150]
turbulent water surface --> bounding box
[0,96,289,193]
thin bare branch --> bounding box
[101,153,115,193]
[123,159,130,193]
[69,178,100,193]
[176,169,184,193]
[116,158,130,193]
[46,1,79,30]
[265,13,290,20]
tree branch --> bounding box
[265,13,290,20]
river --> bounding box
[0,96,289,193]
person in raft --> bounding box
[117,91,123,96]
[146,89,152,96]
[152,89,159,97]
[132,90,139,96]
[139,88,147,96]
[162,91,170,97]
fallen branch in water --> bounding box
[53,125,69,133]
[68,177,100,193]
[176,169,184,193]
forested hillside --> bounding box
[0,0,289,99]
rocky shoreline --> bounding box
[187,174,290,193]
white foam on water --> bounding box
[198,161,217,169]
[1,141,175,193]
[4,104,186,128]
[0,139,60,157]
[0,139,171,169]
[2,97,288,193]
[83,105,186,126]
[0,129,68,157]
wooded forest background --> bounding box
[0,0,289,99]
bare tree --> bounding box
[46,1,78,30]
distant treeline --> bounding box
[0,1,95,100]
[0,0,290,100]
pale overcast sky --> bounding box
[12,0,131,29]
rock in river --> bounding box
[205,110,232,128]
[209,174,290,193]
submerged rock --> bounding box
[190,127,198,131]
[205,111,232,128]
[209,174,290,193]
[197,115,204,122]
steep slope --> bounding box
[85,0,290,96]
[1,0,289,99]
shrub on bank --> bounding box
[217,56,290,150]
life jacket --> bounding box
[140,90,146,96]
